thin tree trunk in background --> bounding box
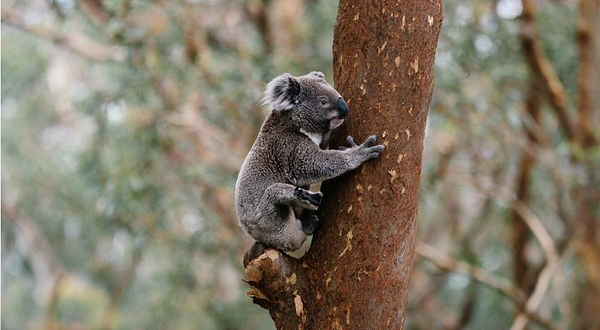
[518,0,600,328]
[243,1,442,329]
[575,1,600,329]
[576,0,598,149]
[511,78,542,294]
[519,0,578,144]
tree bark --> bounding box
[243,1,443,329]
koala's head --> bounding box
[262,71,350,134]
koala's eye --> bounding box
[320,99,328,106]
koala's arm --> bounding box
[292,135,384,186]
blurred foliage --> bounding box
[1,0,598,329]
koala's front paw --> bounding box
[294,187,323,208]
[342,135,384,156]
[343,135,385,168]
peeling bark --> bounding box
[243,1,443,329]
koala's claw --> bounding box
[362,135,378,147]
[369,144,385,157]
[346,135,358,147]
[295,187,323,207]
[243,241,269,268]
[369,144,385,152]
[367,151,382,159]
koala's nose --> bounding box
[337,98,349,118]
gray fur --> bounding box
[235,72,384,252]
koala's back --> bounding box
[235,111,304,226]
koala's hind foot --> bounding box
[243,241,269,268]
[300,209,321,235]
[294,187,323,208]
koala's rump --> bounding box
[235,140,291,224]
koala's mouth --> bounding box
[329,118,345,129]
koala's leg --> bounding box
[259,183,322,209]
[292,185,322,235]
[254,183,321,251]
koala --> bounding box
[235,71,384,257]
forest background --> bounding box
[1,0,598,329]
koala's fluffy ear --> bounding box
[309,71,326,79]
[263,73,301,111]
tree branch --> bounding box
[446,171,563,330]
[519,0,578,143]
[77,0,110,26]
[100,248,145,330]
[1,200,66,300]
[243,249,306,329]
[512,202,559,265]
[509,260,560,330]
[416,241,526,302]
[2,199,71,330]
[244,0,274,55]
[1,8,126,62]
[416,242,558,330]
[509,202,560,330]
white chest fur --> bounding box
[300,129,322,146]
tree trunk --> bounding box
[243,1,443,329]
[575,1,600,329]
[511,77,543,294]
